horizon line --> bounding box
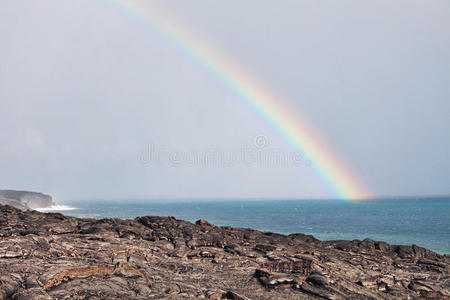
[60,194,450,203]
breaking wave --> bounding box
[35,205,77,212]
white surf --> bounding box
[35,205,77,211]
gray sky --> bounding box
[1,0,449,201]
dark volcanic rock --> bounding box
[0,205,448,299]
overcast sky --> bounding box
[1,0,449,201]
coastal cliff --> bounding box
[0,205,448,299]
[0,190,53,210]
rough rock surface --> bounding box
[0,205,448,299]
[0,190,53,210]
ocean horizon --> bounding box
[44,196,450,254]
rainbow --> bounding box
[107,0,372,201]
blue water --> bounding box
[56,198,450,254]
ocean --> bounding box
[43,197,450,254]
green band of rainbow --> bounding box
[108,0,372,201]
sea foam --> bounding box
[35,205,77,212]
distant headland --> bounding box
[0,189,54,210]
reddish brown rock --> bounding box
[0,204,448,299]
[196,219,215,227]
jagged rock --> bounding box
[300,281,341,300]
[0,204,448,299]
[306,272,331,286]
[14,288,52,300]
[196,219,214,227]
[207,290,250,300]
[357,278,379,287]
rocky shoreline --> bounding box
[0,205,448,299]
